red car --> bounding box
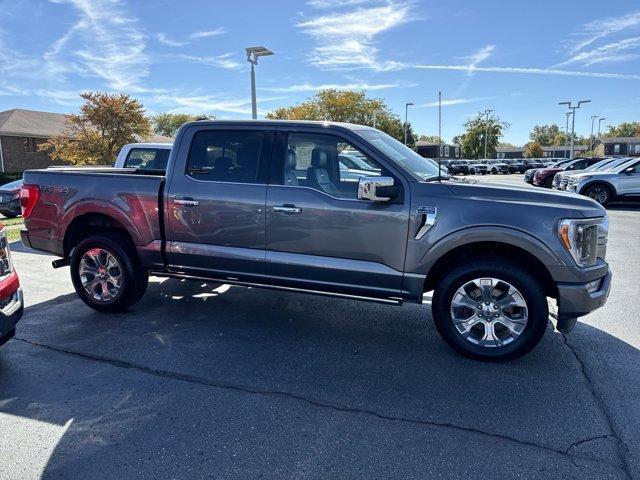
[533,158,601,188]
[0,224,23,347]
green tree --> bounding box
[602,121,640,138]
[529,124,561,146]
[458,112,509,159]
[524,141,544,158]
[39,91,152,165]
[266,89,415,146]
[416,134,444,143]
[152,113,211,138]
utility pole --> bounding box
[558,100,591,159]
[565,112,572,159]
[598,117,606,137]
[483,109,493,159]
[245,46,274,119]
[404,102,414,145]
[438,91,442,181]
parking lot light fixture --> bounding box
[483,109,493,159]
[245,46,274,120]
[598,117,606,138]
[590,116,599,145]
[564,112,572,159]
[404,102,414,145]
[558,100,591,159]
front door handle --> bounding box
[172,197,200,207]
[273,205,302,214]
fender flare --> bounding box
[59,200,145,247]
[417,225,565,276]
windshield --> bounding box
[359,130,441,180]
[0,179,22,189]
[584,158,614,172]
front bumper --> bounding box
[555,269,612,333]
[0,287,23,346]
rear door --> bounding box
[164,125,273,282]
[264,128,410,300]
[619,160,640,194]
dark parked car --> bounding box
[0,180,23,218]
[534,158,603,188]
[20,120,611,361]
[0,224,23,348]
[524,159,571,184]
[446,161,470,175]
[503,159,527,173]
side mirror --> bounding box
[358,176,396,202]
[624,167,634,175]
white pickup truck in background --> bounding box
[114,142,172,170]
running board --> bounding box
[149,270,403,305]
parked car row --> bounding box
[524,155,640,206]
[437,158,548,175]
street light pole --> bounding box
[404,102,414,145]
[598,117,606,137]
[590,115,598,144]
[245,46,274,120]
[483,109,493,159]
[565,112,572,159]
[558,100,591,159]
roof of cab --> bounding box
[181,119,375,132]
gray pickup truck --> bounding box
[20,120,612,360]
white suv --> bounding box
[567,157,640,205]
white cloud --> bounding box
[179,53,242,70]
[306,0,369,8]
[462,45,495,72]
[189,29,226,40]
[261,82,406,92]
[419,98,479,107]
[297,2,410,70]
[155,28,226,47]
[46,0,149,91]
[150,92,282,116]
[412,63,640,80]
[568,11,640,54]
[156,33,187,47]
[556,36,640,67]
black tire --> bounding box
[432,259,548,361]
[70,232,149,313]
[582,183,613,206]
[491,168,497,174]
[544,177,554,189]
[469,168,475,175]
[481,171,487,175]
[0,212,17,219]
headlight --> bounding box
[558,217,608,267]
[0,228,14,278]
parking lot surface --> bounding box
[1,175,639,479]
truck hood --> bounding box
[438,181,606,218]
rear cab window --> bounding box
[124,148,170,170]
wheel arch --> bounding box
[579,179,616,196]
[63,212,137,258]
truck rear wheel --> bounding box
[431,259,548,361]
[70,233,149,313]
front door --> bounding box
[165,126,273,282]
[265,130,410,300]
[619,160,640,194]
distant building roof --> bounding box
[0,108,173,143]
[595,136,640,144]
[495,145,589,153]
[0,109,68,137]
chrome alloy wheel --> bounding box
[587,186,609,205]
[79,248,122,302]
[450,277,528,348]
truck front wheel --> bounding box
[432,259,548,361]
[70,233,149,313]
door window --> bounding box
[186,130,265,184]
[282,132,386,199]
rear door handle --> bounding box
[273,204,302,214]
[172,197,200,207]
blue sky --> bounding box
[0,0,639,145]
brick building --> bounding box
[0,109,69,172]
[0,108,172,172]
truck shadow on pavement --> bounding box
[0,277,637,479]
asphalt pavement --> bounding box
[0,175,639,479]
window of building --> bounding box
[629,144,640,155]
[455,147,460,158]
[186,130,265,184]
[23,138,36,153]
[444,146,450,157]
[282,132,386,199]
[614,144,621,154]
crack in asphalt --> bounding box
[562,334,633,479]
[12,336,629,476]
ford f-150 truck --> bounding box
[20,120,612,361]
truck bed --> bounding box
[22,167,165,258]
